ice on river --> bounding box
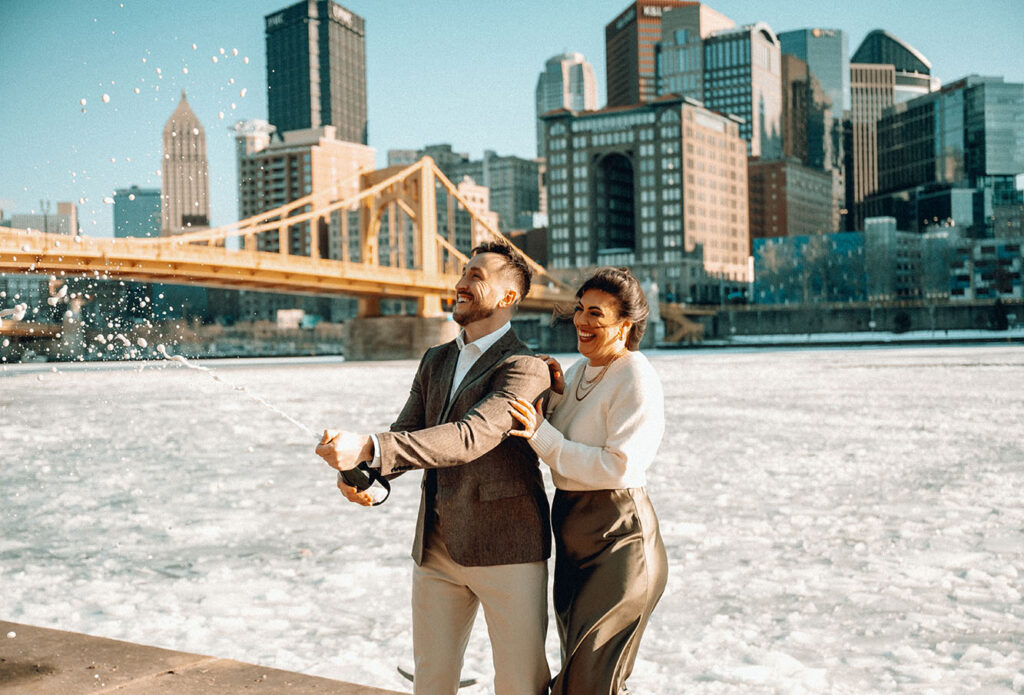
[2,346,1023,694]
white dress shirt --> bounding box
[368,321,512,468]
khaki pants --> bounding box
[412,538,550,695]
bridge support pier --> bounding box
[344,315,458,361]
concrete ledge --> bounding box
[0,621,405,694]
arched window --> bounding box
[594,153,636,254]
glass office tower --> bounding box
[265,0,367,144]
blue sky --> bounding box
[1,0,1022,237]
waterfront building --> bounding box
[605,0,692,108]
[113,186,161,238]
[536,52,598,158]
[863,216,922,301]
[265,0,367,144]
[951,237,1024,300]
[161,91,210,236]
[748,158,834,241]
[847,30,934,229]
[541,95,749,300]
[868,76,1024,236]
[753,231,866,304]
[753,217,929,304]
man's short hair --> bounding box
[472,241,532,301]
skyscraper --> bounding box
[851,30,933,104]
[113,186,161,238]
[265,0,367,144]
[605,0,691,108]
[655,2,736,101]
[535,52,598,158]
[777,28,849,118]
[868,75,1024,236]
[848,30,933,229]
[702,23,783,159]
[161,91,210,236]
[655,8,782,159]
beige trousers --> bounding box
[412,538,550,695]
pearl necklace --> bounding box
[574,352,625,401]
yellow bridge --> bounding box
[0,157,572,317]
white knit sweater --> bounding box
[528,350,665,491]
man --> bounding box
[316,241,552,695]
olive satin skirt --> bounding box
[550,487,669,695]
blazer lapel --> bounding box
[431,341,460,426]
[440,330,521,423]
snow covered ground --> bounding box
[2,345,1023,694]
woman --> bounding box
[509,267,668,695]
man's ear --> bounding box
[500,288,518,307]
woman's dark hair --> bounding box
[559,267,649,350]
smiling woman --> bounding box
[509,266,667,694]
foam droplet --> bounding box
[80,98,87,106]
[102,94,110,103]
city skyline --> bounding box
[1,0,1022,237]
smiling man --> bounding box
[316,241,552,695]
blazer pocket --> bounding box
[478,479,531,502]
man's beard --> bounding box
[453,300,495,326]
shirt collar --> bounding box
[456,321,511,354]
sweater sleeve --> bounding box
[528,365,664,488]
